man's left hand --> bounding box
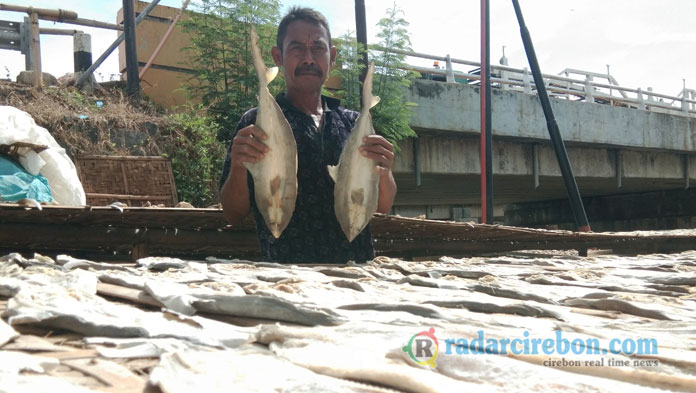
[360,135,394,175]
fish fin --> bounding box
[266,67,279,84]
[351,188,365,205]
[327,165,338,182]
[369,95,380,109]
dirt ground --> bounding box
[0,78,171,157]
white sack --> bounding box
[0,106,86,205]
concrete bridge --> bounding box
[391,79,696,229]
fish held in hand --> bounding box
[245,25,298,238]
[328,61,380,242]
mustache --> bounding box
[294,65,322,76]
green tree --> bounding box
[180,0,282,143]
[326,33,365,111]
[329,3,418,151]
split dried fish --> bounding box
[245,24,297,238]
[3,272,255,348]
[149,346,401,393]
[0,319,18,347]
[0,350,59,374]
[328,61,380,242]
[193,294,346,326]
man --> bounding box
[219,7,396,263]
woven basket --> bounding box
[75,155,178,207]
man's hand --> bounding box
[220,125,268,226]
[359,135,397,214]
[359,135,394,175]
[230,125,269,168]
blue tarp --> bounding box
[0,156,53,203]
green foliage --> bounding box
[164,108,226,207]
[371,4,420,149]
[329,3,419,152]
[325,33,365,111]
[180,0,282,144]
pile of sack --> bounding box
[0,106,85,205]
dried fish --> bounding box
[0,375,101,393]
[193,294,346,326]
[328,61,380,242]
[4,250,696,391]
[338,303,446,320]
[267,338,496,393]
[563,298,673,320]
[0,319,18,347]
[425,300,564,321]
[245,24,298,238]
[85,337,206,359]
[57,254,131,272]
[3,272,255,348]
[331,279,367,292]
[0,350,59,374]
[149,346,402,393]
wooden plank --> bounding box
[41,348,100,360]
[86,193,172,201]
[62,358,146,392]
[0,205,694,260]
[1,335,75,352]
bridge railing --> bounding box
[380,46,696,117]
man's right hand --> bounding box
[230,125,269,168]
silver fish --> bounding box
[328,61,380,242]
[245,25,298,238]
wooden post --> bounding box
[29,11,41,87]
[122,0,140,101]
[20,16,33,70]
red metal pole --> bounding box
[139,0,190,79]
[480,0,492,223]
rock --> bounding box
[57,72,78,86]
[16,71,58,86]
[175,201,194,208]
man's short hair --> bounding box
[276,6,331,51]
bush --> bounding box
[163,108,226,207]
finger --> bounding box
[238,125,268,140]
[360,145,394,163]
[361,152,392,170]
[234,133,269,154]
[230,152,262,168]
[235,143,267,158]
[362,135,393,151]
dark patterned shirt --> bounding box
[220,94,375,263]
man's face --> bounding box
[272,20,336,94]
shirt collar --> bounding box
[275,93,340,115]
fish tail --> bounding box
[250,24,273,87]
[362,61,380,111]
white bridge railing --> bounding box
[381,47,696,117]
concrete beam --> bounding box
[407,80,696,152]
[394,135,694,180]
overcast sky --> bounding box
[2,0,694,97]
